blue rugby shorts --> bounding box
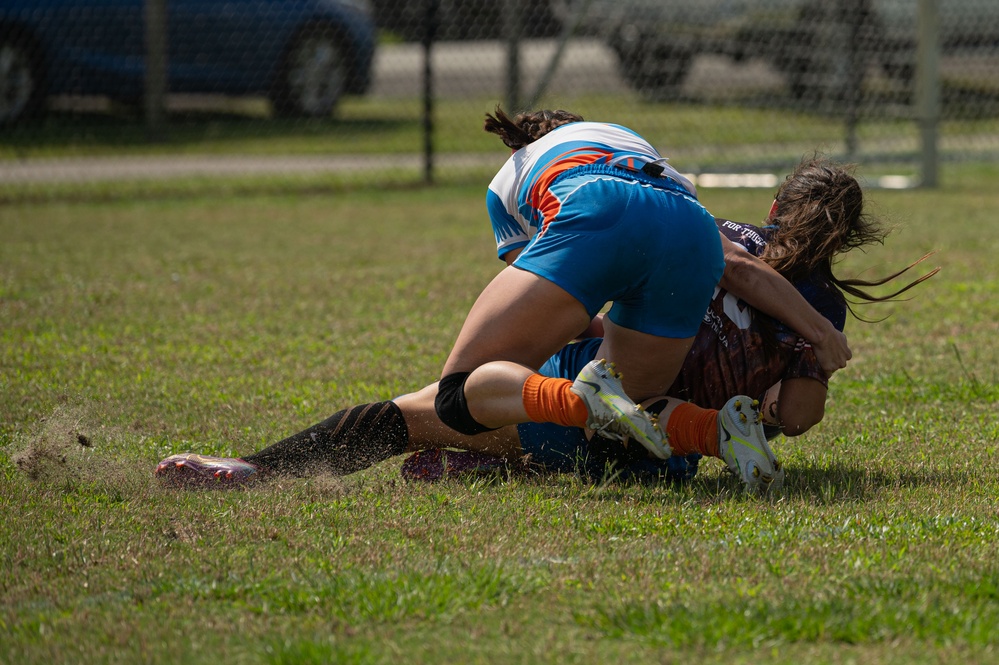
[512,164,725,339]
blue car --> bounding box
[0,0,377,125]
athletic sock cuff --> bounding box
[665,402,720,457]
[522,374,588,428]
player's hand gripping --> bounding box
[811,327,852,376]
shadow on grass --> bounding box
[563,458,979,505]
[773,460,978,504]
[0,107,414,154]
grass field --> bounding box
[2,165,998,664]
[7,95,999,171]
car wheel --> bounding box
[612,26,692,98]
[0,32,45,126]
[270,22,348,118]
[784,2,850,102]
[783,0,881,106]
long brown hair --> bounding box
[763,157,938,320]
[483,105,584,150]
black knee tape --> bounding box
[435,372,499,436]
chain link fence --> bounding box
[2,0,998,190]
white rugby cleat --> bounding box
[570,359,671,460]
[718,395,784,494]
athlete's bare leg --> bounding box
[441,266,697,430]
[442,266,592,375]
[394,384,523,458]
[594,318,694,402]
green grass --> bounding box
[2,166,998,664]
[6,94,998,166]
[1,96,851,158]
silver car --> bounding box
[554,0,999,100]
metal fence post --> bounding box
[144,0,168,140]
[504,0,523,111]
[842,0,866,161]
[423,0,439,185]
[916,0,940,188]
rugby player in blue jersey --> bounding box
[156,112,932,493]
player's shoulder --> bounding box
[540,120,649,146]
[714,218,769,257]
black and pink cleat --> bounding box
[155,453,262,488]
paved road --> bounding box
[371,37,782,98]
[0,153,508,184]
[370,37,630,98]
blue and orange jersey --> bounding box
[485,122,694,260]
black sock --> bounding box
[243,401,409,476]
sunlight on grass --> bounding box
[2,165,998,664]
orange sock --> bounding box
[665,402,720,457]
[522,374,590,428]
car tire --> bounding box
[784,2,847,102]
[270,21,348,118]
[0,30,45,126]
[783,0,883,107]
[612,25,692,98]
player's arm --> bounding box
[761,379,828,437]
[717,233,851,375]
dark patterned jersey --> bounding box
[665,218,848,408]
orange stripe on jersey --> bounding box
[529,148,615,232]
